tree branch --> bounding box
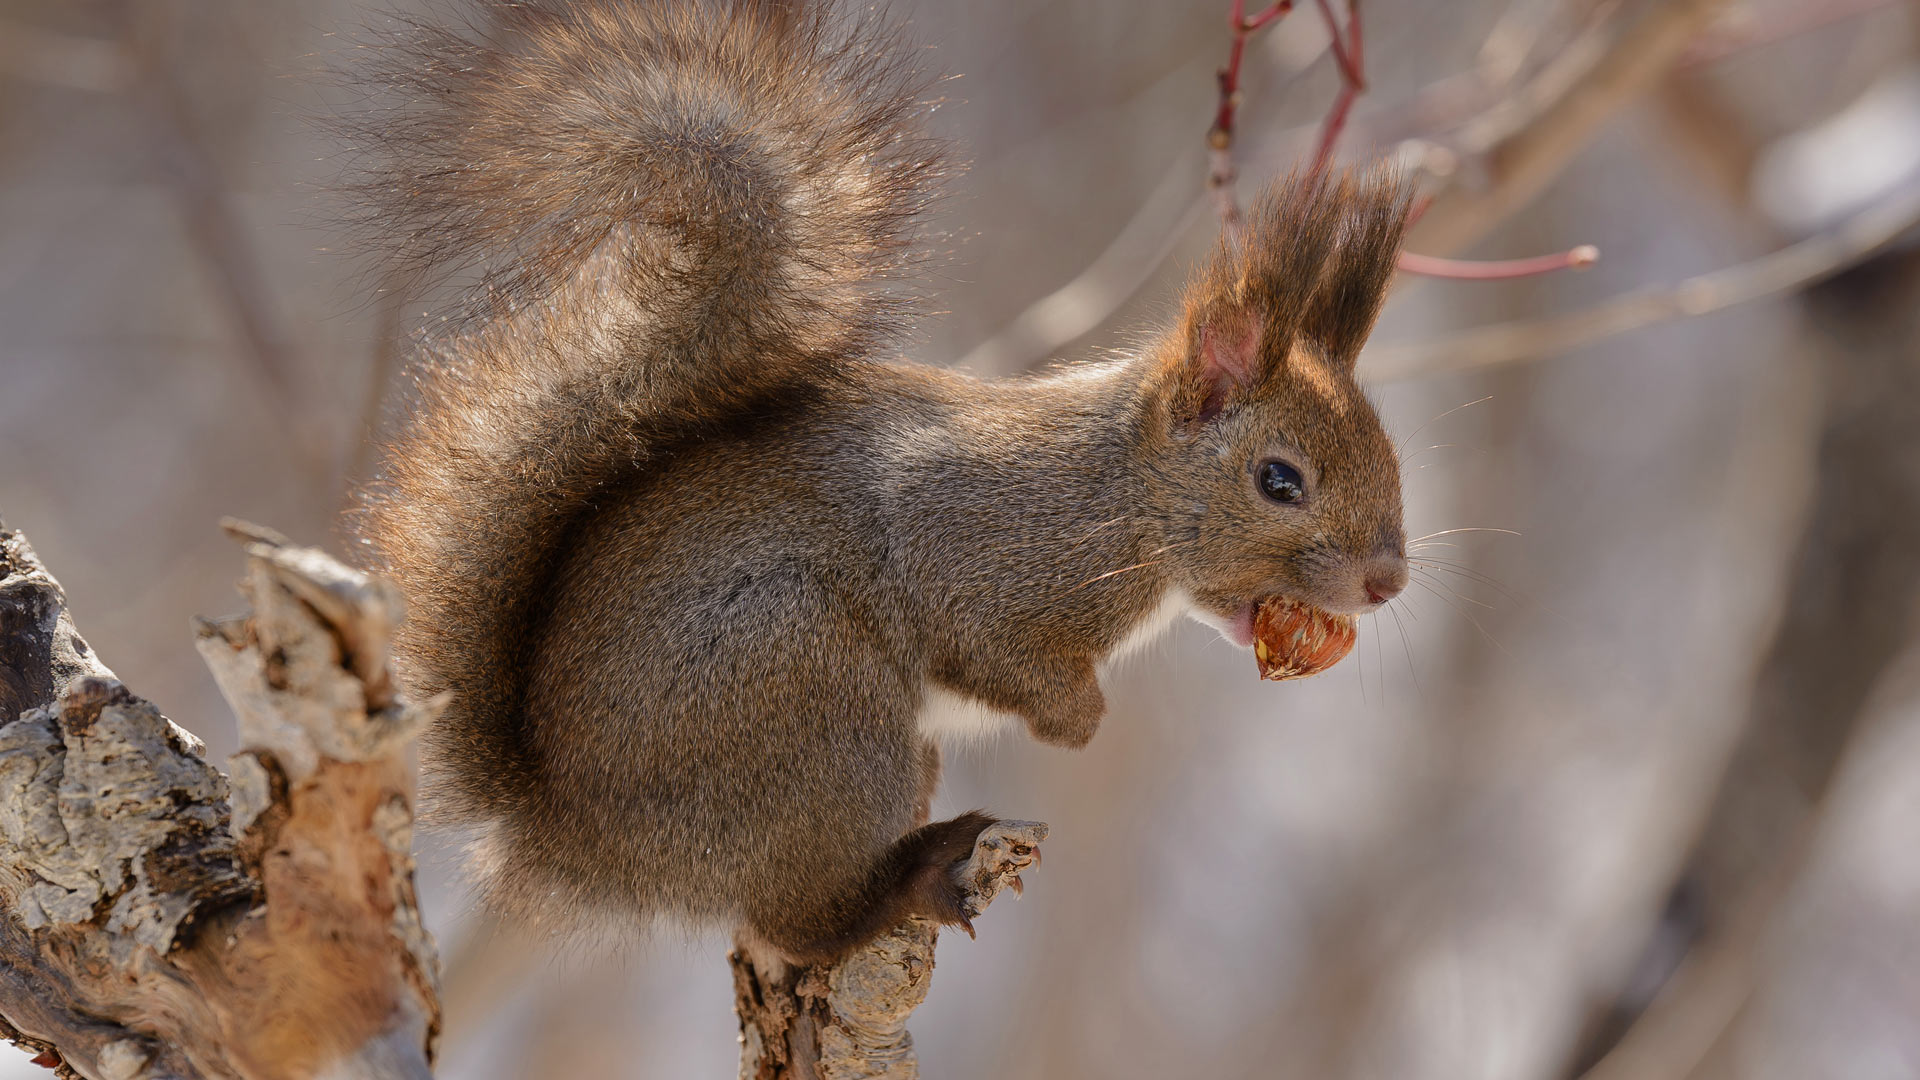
[731,821,1047,1079]
[0,519,440,1080]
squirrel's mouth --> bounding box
[1249,595,1358,681]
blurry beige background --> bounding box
[4,0,1919,1077]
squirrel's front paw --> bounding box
[1023,676,1105,749]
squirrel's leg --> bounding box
[663,591,1032,964]
[932,653,1107,749]
[747,740,1014,961]
[1020,661,1106,749]
[986,655,1109,749]
[531,531,1042,963]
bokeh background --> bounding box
[4,0,1919,1077]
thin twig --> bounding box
[1312,0,1365,87]
[973,0,1752,375]
[1209,1,1299,243]
[1207,0,1382,240]
[1308,0,1365,176]
[1310,0,1603,281]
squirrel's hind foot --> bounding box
[949,819,1046,935]
[894,812,1046,938]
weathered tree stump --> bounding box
[0,519,439,1080]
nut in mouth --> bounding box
[1251,596,1358,681]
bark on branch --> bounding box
[0,518,440,1080]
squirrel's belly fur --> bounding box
[915,687,1021,745]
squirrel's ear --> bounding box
[1183,312,1263,424]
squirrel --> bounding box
[349,0,1411,964]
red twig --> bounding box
[1396,245,1599,279]
[1243,2,1293,34]
[1307,0,1364,177]
[1210,1,1298,241]
[1313,0,1365,88]
[1207,0,1599,280]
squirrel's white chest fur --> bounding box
[915,588,1196,744]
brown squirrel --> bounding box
[350,0,1411,964]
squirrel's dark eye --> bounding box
[1259,461,1305,504]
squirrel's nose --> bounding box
[1363,562,1408,606]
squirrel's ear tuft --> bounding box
[1236,167,1412,377]
[1300,171,1412,370]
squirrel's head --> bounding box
[1142,168,1410,644]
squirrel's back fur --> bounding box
[350,0,942,824]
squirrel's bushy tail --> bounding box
[348,0,942,822]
